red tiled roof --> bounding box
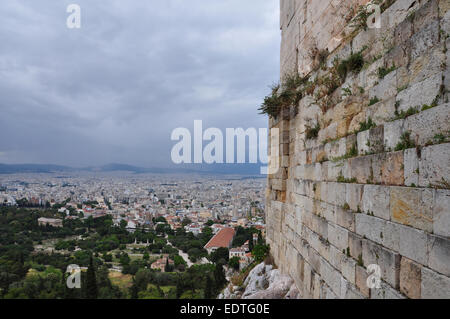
[204,227,235,249]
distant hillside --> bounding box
[0,164,73,174]
[0,163,264,176]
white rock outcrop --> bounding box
[219,262,300,299]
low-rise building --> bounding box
[204,227,235,254]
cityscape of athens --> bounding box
[0,0,449,306]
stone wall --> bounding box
[266,0,450,299]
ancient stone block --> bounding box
[384,120,405,151]
[336,206,355,232]
[362,240,401,288]
[396,72,443,113]
[428,235,450,276]
[348,231,363,260]
[355,265,370,298]
[366,97,396,125]
[400,257,422,299]
[421,267,450,299]
[370,281,406,299]
[328,224,349,252]
[320,257,342,297]
[433,190,450,238]
[381,151,404,186]
[404,148,419,186]
[349,156,372,184]
[405,103,450,146]
[398,223,429,265]
[418,143,450,188]
[357,130,370,156]
[341,255,357,285]
[341,278,365,299]
[355,213,385,246]
[410,20,440,60]
[412,0,439,33]
[390,186,434,232]
[362,184,390,220]
[345,183,363,212]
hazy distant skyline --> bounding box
[0,0,280,168]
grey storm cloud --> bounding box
[0,0,280,167]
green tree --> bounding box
[204,275,214,299]
[252,244,269,263]
[228,257,240,271]
[85,255,98,299]
[213,262,226,293]
[210,247,229,264]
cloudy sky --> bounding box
[0,0,280,168]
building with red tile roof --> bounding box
[204,227,235,254]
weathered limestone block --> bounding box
[369,126,384,154]
[397,223,429,265]
[412,0,439,33]
[272,178,287,191]
[355,213,385,246]
[362,184,390,220]
[371,153,385,185]
[357,130,371,156]
[433,189,450,238]
[404,148,419,186]
[318,200,336,224]
[366,97,396,125]
[384,119,405,151]
[327,161,344,182]
[328,182,347,206]
[349,156,372,184]
[357,57,384,90]
[396,72,443,113]
[385,0,421,30]
[418,143,450,187]
[312,214,328,239]
[400,257,422,299]
[320,257,342,297]
[357,126,384,155]
[369,70,398,101]
[307,244,322,275]
[324,137,346,160]
[381,151,404,186]
[328,244,343,272]
[328,223,349,252]
[362,240,401,288]
[443,7,450,34]
[336,206,356,232]
[427,235,450,276]
[348,111,367,134]
[370,281,406,299]
[394,11,413,48]
[348,231,364,260]
[421,267,450,299]
[390,186,434,232]
[385,44,410,69]
[341,255,357,286]
[441,0,450,17]
[318,122,338,144]
[404,103,450,146]
[355,265,370,298]
[345,183,364,212]
[408,45,446,85]
[410,19,440,60]
[340,278,365,299]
